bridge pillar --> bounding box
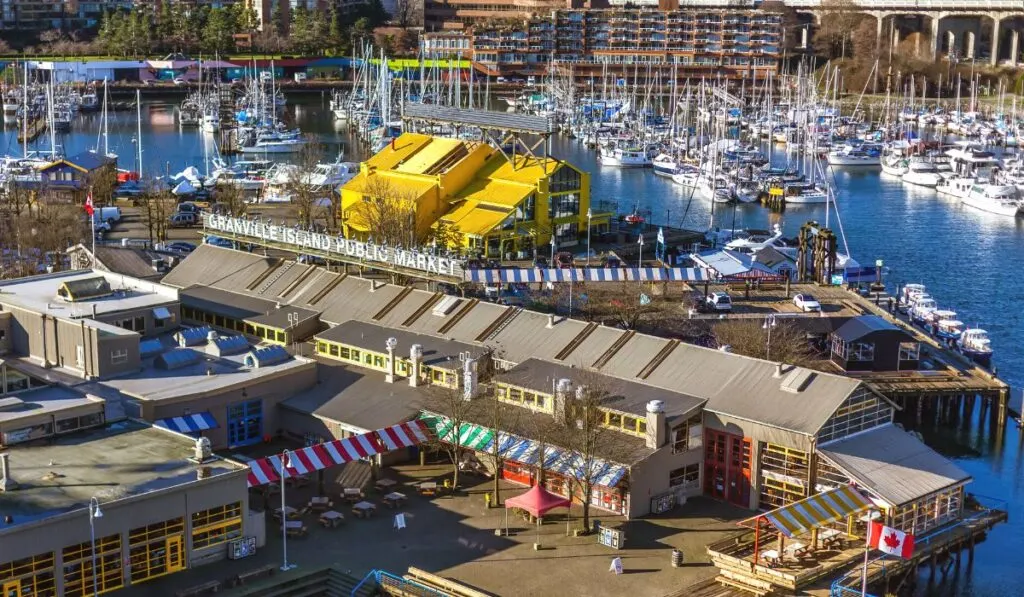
[1011,28,1020,66]
[966,29,976,59]
[947,30,956,58]
[991,17,1001,66]
[931,15,942,60]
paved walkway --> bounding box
[117,464,748,597]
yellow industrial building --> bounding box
[339,133,607,258]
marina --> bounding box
[2,78,1024,596]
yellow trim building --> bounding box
[339,133,607,258]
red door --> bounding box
[704,429,752,508]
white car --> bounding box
[793,293,822,312]
[173,77,186,86]
[705,292,733,312]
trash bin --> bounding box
[484,493,492,508]
[671,549,684,568]
[593,519,601,534]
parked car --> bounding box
[793,293,822,312]
[172,77,186,86]
[705,292,733,312]
[204,236,234,248]
[176,202,201,214]
[164,241,196,254]
[169,213,197,228]
[95,206,121,224]
[555,251,574,269]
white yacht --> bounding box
[936,176,976,199]
[261,160,359,203]
[827,143,881,167]
[652,153,678,177]
[671,164,700,187]
[961,184,1022,217]
[957,328,993,367]
[901,157,942,188]
[783,182,829,204]
[2,93,19,124]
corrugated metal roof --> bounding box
[161,244,275,290]
[557,325,627,367]
[818,424,972,507]
[598,334,673,379]
[319,277,406,325]
[444,205,510,237]
[453,177,535,209]
[489,311,590,363]
[394,137,463,174]
[317,320,486,368]
[361,133,434,171]
[403,103,553,134]
[833,315,909,343]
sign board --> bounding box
[228,536,257,560]
[203,214,463,279]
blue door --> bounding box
[227,399,263,447]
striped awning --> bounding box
[246,432,383,487]
[154,412,218,434]
[464,267,712,284]
[377,420,430,451]
[760,486,874,538]
[427,415,627,488]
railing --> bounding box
[372,570,451,597]
[782,0,1024,7]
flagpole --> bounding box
[89,186,95,266]
[861,509,872,596]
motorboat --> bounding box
[671,164,700,187]
[599,145,651,168]
[827,142,881,167]
[3,93,20,124]
[201,111,221,134]
[261,160,359,203]
[935,318,964,342]
[724,224,794,256]
[652,153,678,177]
[240,131,307,154]
[782,182,828,204]
[961,184,1022,217]
[957,328,993,367]
[732,180,761,203]
[935,176,976,200]
[897,284,927,313]
[80,90,99,112]
[901,157,942,188]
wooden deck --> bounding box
[705,507,1007,596]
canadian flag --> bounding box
[84,191,95,217]
[868,521,915,559]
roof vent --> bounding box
[646,400,665,414]
[774,363,784,378]
[780,368,815,393]
[432,295,460,316]
[206,330,219,343]
[0,453,16,492]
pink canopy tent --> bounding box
[503,485,572,545]
[504,485,571,517]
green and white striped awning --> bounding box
[430,416,496,452]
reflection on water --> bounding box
[2,96,1022,595]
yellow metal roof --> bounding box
[394,137,464,174]
[363,133,434,171]
[485,153,564,185]
[454,178,534,209]
[446,205,512,237]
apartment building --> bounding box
[469,8,782,83]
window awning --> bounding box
[464,267,712,285]
[753,485,874,538]
[426,415,628,488]
[153,306,173,320]
[155,412,217,434]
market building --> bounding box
[339,132,606,258]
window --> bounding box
[669,463,700,489]
[110,348,129,365]
[191,502,243,550]
[0,551,56,597]
[849,342,875,361]
[818,389,893,443]
[329,344,339,357]
[830,335,846,358]
[758,443,809,509]
[899,342,920,361]
[128,518,186,583]
[672,415,703,453]
[63,534,123,597]
[275,330,285,343]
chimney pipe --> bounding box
[645,401,666,450]
[774,363,784,378]
[0,453,15,492]
[409,344,423,387]
[546,314,554,329]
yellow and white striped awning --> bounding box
[759,486,873,538]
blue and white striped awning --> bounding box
[155,412,218,434]
[465,267,712,284]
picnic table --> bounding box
[352,501,377,519]
[282,520,307,537]
[382,492,407,509]
[761,549,781,568]
[375,478,398,492]
[309,496,333,511]
[417,481,437,496]
[784,542,809,559]
[274,506,298,520]
[343,488,363,503]
[819,528,845,550]
[319,510,345,528]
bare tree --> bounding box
[813,0,866,59]
[211,182,247,217]
[140,184,177,245]
[582,282,662,330]
[350,176,421,248]
[84,166,119,209]
[422,383,484,491]
[712,318,818,367]
[287,136,325,229]
[548,374,637,531]
[392,0,423,28]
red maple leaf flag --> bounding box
[84,191,95,217]
[868,521,915,559]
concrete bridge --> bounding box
[783,0,1024,65]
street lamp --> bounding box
[637,233,644,273]
[586,208,593,266]
[279,451,296,572]
[763,314,777,361]
[550,234,556,260]
[89,497,103,597]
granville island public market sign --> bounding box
[204,214,462,277]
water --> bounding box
[3,96,1022,595]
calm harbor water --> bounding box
[3,96,1022,596]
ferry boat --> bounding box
[902,157,942,188]
[957,328,993,367]
[961,184,1022,217]
[896,284,928,314]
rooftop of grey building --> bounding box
[0,269,178,322]
[0,385,103,426]
[0,420,243,530]
[316,320,489,369]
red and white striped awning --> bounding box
[246,432,383,487]
[245,421,433,488]
[377,420,430,451]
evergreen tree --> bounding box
[202,8,236,54]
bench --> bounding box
[231,564,276,587]
[175,580,221,597]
